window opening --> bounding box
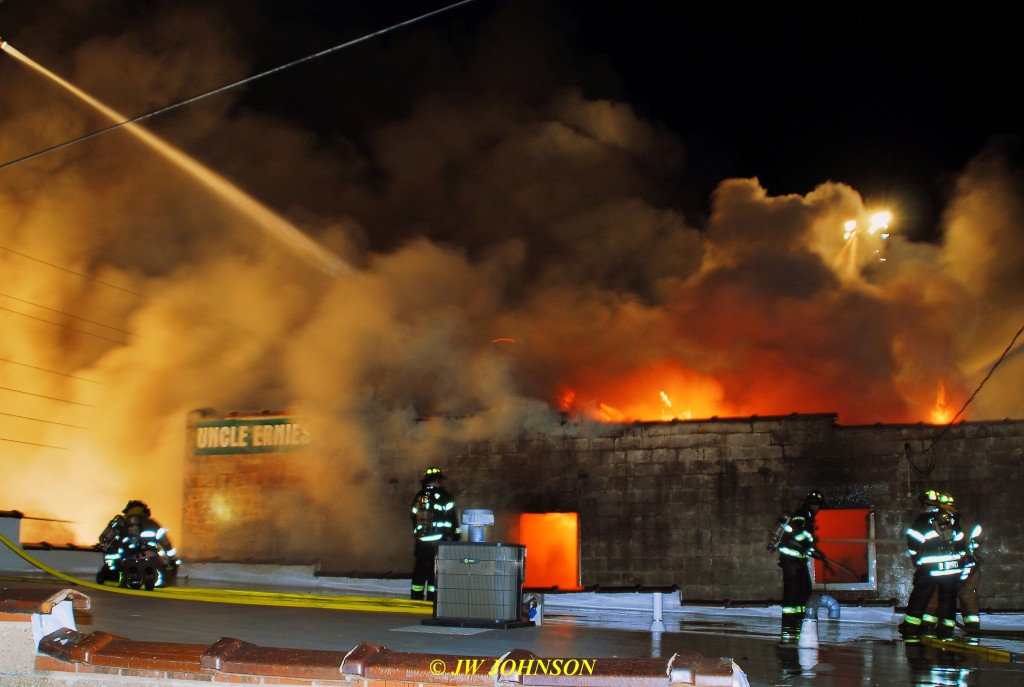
[813,508,876,591]
[517,512,582,590]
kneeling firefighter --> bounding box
[96,500,181,590]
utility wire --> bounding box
[919,320,1024,458]
[0,0,480,172]
[0,245,142,296]
[0,291,135,336]
[0,437,75,451]
[0,411,89,430]
[0,384,95,407]
[0,356,102,384]
[0,304,130,345]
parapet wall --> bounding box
[1,588,742,687]
[445,415,1023,606]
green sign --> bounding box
[194,418,311,455]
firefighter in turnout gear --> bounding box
[776,490,825,641]
[899,489,966,639]
[409,467,460,601]
[958,520,984,632]
[96,500,180,590]
[924,507,984,633]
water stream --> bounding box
[0,39,347,276]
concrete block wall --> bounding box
[182,410,1024,609]
[445,415,1024,608]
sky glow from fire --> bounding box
[0,2,1021,565]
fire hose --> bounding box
[818,555,859,578]
[921,635,1019,662]
[0,531,430,614]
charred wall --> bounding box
[183,410,1024,608]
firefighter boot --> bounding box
[898,619,922,639]
[919,614,939,636]
[935,620,956,639]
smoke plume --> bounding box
[0,2,1021,567]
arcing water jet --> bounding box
[0,37,347,276]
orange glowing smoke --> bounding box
[557,360,731,423]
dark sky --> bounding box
[213,0,1022,240]
[1,1,1018,240]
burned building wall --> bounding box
[182,410,1024,607]
[183,409,317,564]
[449,414,1024,607]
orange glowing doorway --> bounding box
[518,513,582,590]
[813,508,876,590]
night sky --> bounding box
[174,2,1022,238]
[5,1,1016,239]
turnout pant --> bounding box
[904,568,958,636]
[958,566,981,628]
[780,556,811,637]
[926,566,982,629]
[411,540,439,600]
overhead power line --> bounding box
[0,384,95,407]
[0,436,75,451]
[0,304,130,345]
[0,356,103,384]
[0,0,481,172]
[0,291,135,337]
[0,245,142,296]
[920,319,1024,457]
[0,410,89,430]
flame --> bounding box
[557,361,729,422]
[931,382,953,425]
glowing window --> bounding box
[813,508,876,591]
[517,513,582,590]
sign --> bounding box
[193,418,311,455]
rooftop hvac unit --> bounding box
[422,542,533,629]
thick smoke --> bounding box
[0,3,1021,567]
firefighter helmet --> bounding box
[804,490,825,506]
[919,489,956,512]
[122,500,151,517]
[421,467,445,484]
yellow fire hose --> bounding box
[0,531,431,614]
[921,636,1018,663]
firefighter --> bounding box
[899,489,965,639]
[958,520,984,632]
[96,500,180,589]
[777,490,825,641]
[409,467,460,601]
[924,509,984,633]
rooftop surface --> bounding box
[6,563,1024,686]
